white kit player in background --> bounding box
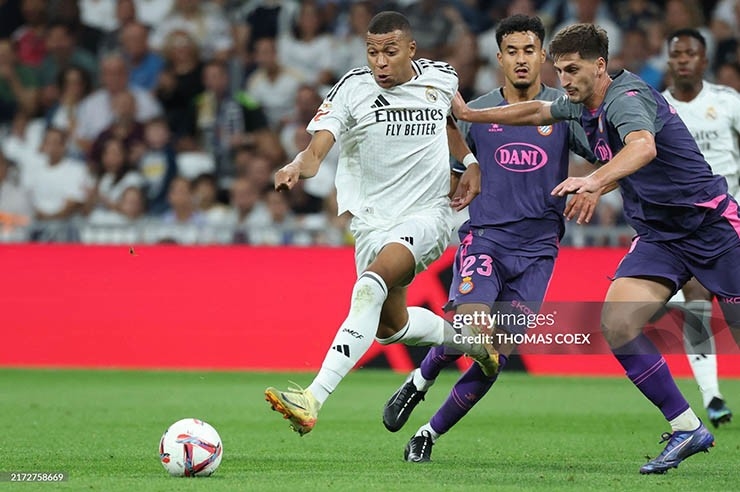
[662,28,737,427]
[264,11,498,437]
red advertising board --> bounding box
[1,245,738,376]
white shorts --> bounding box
[351,208,453,277]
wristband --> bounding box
[462,153,478,168]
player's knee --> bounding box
[600,308,641,345]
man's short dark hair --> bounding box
[367,11,411,36]
[549,23,609,64]
[667,28,706,50]
[495,14,545,49]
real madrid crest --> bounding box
[458,276,474,294]
[706,107,717,120]
[425,87,438,103]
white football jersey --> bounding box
[307,59,457,227]
[663,82,740,181]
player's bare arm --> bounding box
[275,130,335,191]
[552,130,656,196]
[445,115,480,210]
[563,182,617,224]
[452,91,557,126]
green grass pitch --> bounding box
[1,368,738,491]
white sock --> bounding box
[416,422,441,442]
[412,367,435,391]
[669,408,701,432]
[683,300,721,408]
[687,354,722,408]
[375,306,480,356]
[307,272,388,405]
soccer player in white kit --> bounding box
[264,11,498,436]
[662,28,737,428]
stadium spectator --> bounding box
[227,176,270,244]
[89,91,146,172]
[245,36,304,130]
[662,28,737,429]
[138,116,178,215]
[37,22,98,115]
[120,21,164,91]
[48,0,105,57]
[550,0,623,57]
[264,11,498,437]
[452,23,737,475]
[716,61,740,91]
[155,30,204,145]
[251,188,300,245]
[97,0,138,57]
[331,0,375,79]
[161,175,202,223]
[24,128,90,241]
[74,54,162,156]
[149,0,233,62]
[13,0,48,68]
[45,65,92,140]
[609,26,665,89]
[82,185,148,244]
[401,0,463,60]
[0,38,38,127]
[192,59,271,179]
[85,137,144,218]
[276,1,335,86]
[192,172,230,226]
[0,151,32,242]
[611,0,662,31]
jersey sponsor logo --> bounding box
[458,276,474,294]
[425,87,438,102]
[370,94,391,109]
[537,125,553,136]
[593,138,613,161]
[494,142,548,172]
[487,124,503,133]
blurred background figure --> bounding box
[0,150,32,242]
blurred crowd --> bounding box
[0,0,734,246]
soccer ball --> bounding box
[159,418,223,477]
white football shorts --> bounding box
[351,207,453,277]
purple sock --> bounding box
[420,345,463,380]
[429,354,508,435]
[612,334,689,420]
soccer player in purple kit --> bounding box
[382,15,600,462]
[452,23,740,474]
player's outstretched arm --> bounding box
[552,130,656,196]
[451,91,557,126]
[445,116,480,210]
[275,130,335,191]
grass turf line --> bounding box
[1,369,738,491]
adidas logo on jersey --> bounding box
[332,344,350,357]
[370,94,391,108]
[400,236,414,245]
